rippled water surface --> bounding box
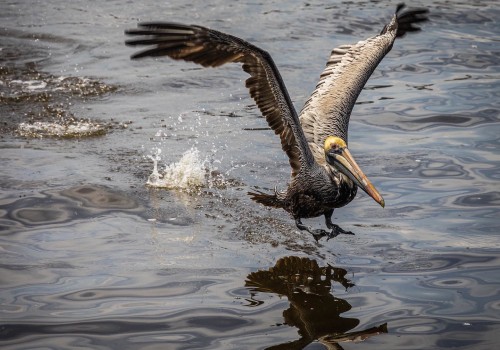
[1,0,499,349]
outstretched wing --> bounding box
[125,22,315,177]
[299,4,428,164]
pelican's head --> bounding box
[324,136,385,208]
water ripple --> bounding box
[453,191,500,207]
[1,185,144,231]
[383,253,498,274]
[361,109,499,131]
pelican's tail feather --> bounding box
[248,190,283,209]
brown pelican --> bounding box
[125,4,428,241]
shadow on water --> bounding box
[245,256,387,349]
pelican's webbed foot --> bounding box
[324,210,354,240]
[326,224,354,241]
[295,216,355,242]
[295,218,328,242]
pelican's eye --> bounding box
[324,136,347,155]
[331,143,344,154]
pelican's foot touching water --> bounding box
[326,224,355,241]
[295,219,354,242]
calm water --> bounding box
[1,0,499,349]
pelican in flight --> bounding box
[125,4,428,241]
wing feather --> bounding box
[299,5,428,165]
[126,23,315,177]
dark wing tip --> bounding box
[395,4,429,38]
[127,49,158,60]
[396,3,406,14]
[128,21,196,30]
[124,22,200,60]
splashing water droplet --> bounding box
[146,147,207,192]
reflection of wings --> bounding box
[246,257,388,350]
[125,22,314,177]
[321,323,388,345]
[245,255,353,295]
[299,5,429,163]
[264,337,312,350]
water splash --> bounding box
[146,147,212,192]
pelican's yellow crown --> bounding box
[324,136,347,151]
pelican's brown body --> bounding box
[250,162,357,218]
[125,4,428,240]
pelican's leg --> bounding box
[324,209,335,229]
[324,210,354,241]
[295,218,328,242]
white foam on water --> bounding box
[146,147,209,192]
[144,111,234,192]
[11,79,48,91]
[18,121,107,138]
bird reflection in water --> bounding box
[245,256,387,349]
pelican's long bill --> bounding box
[326,146,385,208]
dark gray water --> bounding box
[1,0,499,349]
